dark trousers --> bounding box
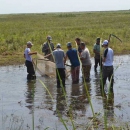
[56,68,65,88]
[101,66,114,92]
[94,58,102,71]
[25,60,35,79]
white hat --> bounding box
[27,41,33,46]
[56,43,61,48]
[102,40,108,46]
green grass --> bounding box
[0,10,130,65]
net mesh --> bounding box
[33,53,70,78]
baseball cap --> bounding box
[47,35,52,41]
[102,40,108,46]
[56,43,61,48]
[67,42,72,47]
[27,41,33,46]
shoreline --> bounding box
[0,52,129,67]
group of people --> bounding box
[43,36,92,88]
[24,35,114,93]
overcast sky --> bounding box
[0,0,129,14]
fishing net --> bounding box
[33,53,70,78]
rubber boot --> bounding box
[94,65,97,72]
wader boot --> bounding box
[94,65,97,72]
[27,74,36,80]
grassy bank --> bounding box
[0,10,130,66]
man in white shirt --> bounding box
[24,41,37,80]
[101,40,114,92]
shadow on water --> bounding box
[0,55,130,129]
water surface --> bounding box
[0,55,130,129]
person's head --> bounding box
[96,37,100,44]
[46,35,52,42]
[27,41,33,48]
[102,40,108,48]
[56,43,61,48]
[75,38,81,46]
[80,42,86,49]
[67,42,72,49]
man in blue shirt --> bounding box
[65,42,80,84]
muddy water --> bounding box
[0,55,130,130]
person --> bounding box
[65,42,80,84]
[44,43,66,88]
[24,41,37,80]
[80,42,91,82]
[101,40,114,92]
[42,35,55,62]
[93,37,102,72]
[75,37,82,54]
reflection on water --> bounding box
[56,88,66,116]
[102,92,114,120]
[0,55,130,129]
[25,81,36,111]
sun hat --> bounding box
[27,41,33,46]
[56,43,61,48]
[102,40,108,46]
[67,42,72,47]
[47,35,52,41]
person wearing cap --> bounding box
[101,40,114,92]
[75,38,82,54]
[42,35,55,62]
[24,41,37,80]
[80,42,91,82]
[44,43,66,88]
[65,42,80,84]
[93,37,102,72]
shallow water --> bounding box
[0,55,130,130]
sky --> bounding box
[0,0,130,14]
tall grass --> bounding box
[0,10,130,56]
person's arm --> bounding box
[28,52,37,55]
[44,53,52,58]
[80,51,86,61]
[93,49,100,55]
[64,53,68,64]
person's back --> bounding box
[66,48,80,67]
[102,40,114,92]
[53,48,65,68]
[103,47,113,66]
